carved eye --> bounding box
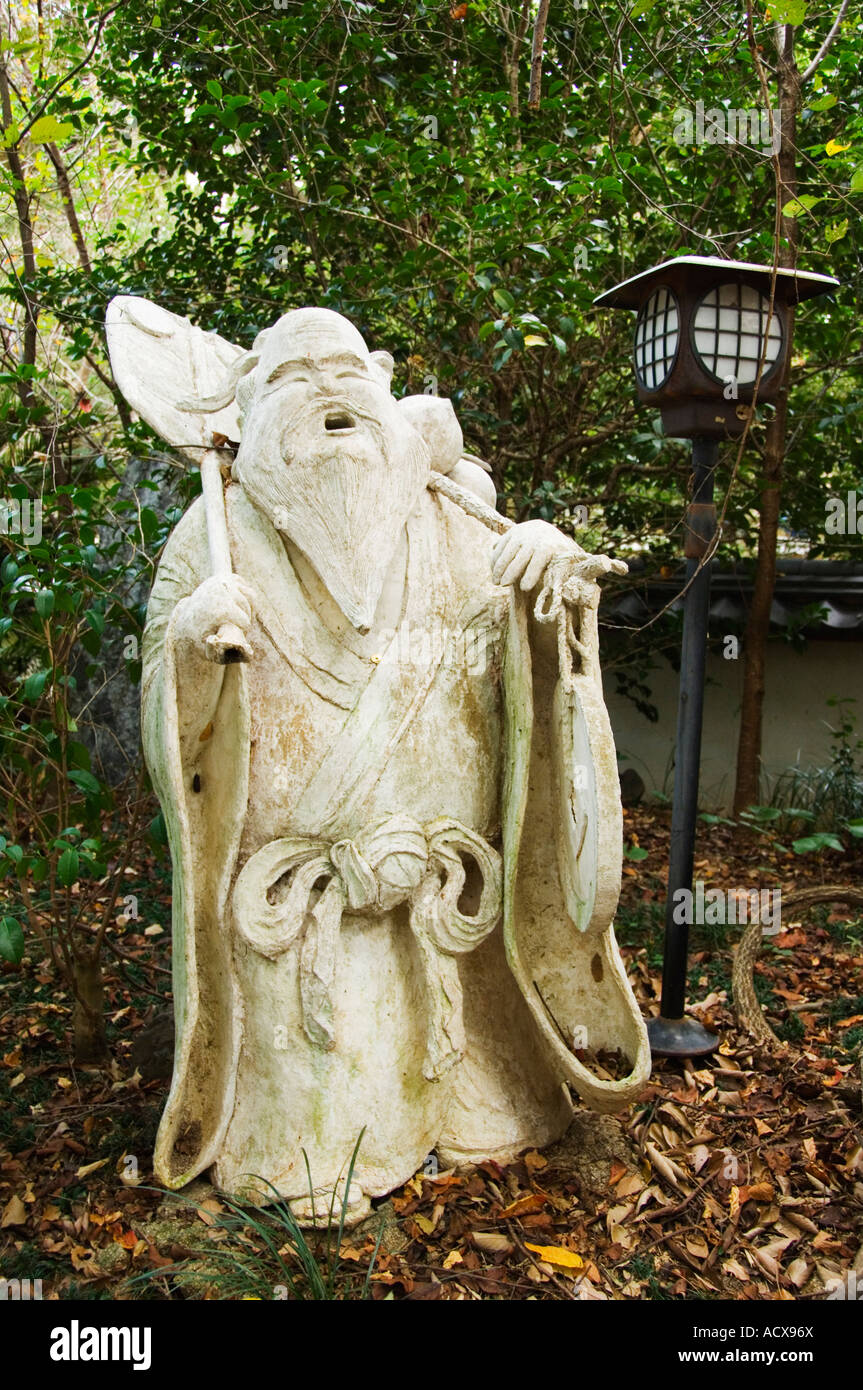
[266,369,309,387]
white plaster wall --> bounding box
[606,641,863,811]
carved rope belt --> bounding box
[232,814,502,1080]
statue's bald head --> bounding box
[236,308,394,420]
[257,308,368,372]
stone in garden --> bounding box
[107,299,650,1222]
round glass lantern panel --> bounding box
[634,286,680,391]
[692,282,783,386]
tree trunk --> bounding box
[0,43,38,413]
[732,31,800,813]
[72,941,109,1066]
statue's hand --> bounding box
[173,575,255,662]
[490,519,584,592]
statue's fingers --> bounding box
[221,579,253,622]
[489,532,508,563]
[490,532,519,584]
[496,547,529,588]
[519,548,549,592]
[233,577,257,604]
[490,529,516,566]
[209,597,251,633]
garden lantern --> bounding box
[595,256,838,1057]
[596,256,837,438]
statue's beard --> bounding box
[235,402,429,633]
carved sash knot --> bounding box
[232,814,502,1080]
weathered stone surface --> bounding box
[106,299,650,1223]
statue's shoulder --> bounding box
[167,492,208,545]
[426,484,500,591]
[428,481,493,538]
[170,489,207,530]
[154,494,209,586]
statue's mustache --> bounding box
[278,396,383,455]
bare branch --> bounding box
[0,38,38,406]
[801,0,851,81]
[44,142,92,274]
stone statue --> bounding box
[106,298,650,1222]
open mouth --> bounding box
[324,411,356,433]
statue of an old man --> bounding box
[107,300,649,1221]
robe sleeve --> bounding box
[501,584,651,1113]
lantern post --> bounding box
[595,257,838,1057]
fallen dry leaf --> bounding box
[499,1192,548,1219]
[70,1245,98,1274]
[525,1243,583,1269]
[76,1158,110,1178]
[691,1144,710,1174]
[738,1181,774,1205]
[787,1257,811,1288]
[196,1198,225,1227]
[523,1150,547,1173]
[1,1194,27,1227]
[473,1232,513,1255]
[646,1141,682,1187]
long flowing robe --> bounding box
[141,480,650,1204]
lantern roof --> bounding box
[593,256,839,310]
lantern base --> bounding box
[658,398,753,440]
[647,1015,719,1058]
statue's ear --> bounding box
[369,349,395,387]
[105,295,245,462]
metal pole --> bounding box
[647,435,720,1057]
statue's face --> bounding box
[233,313,429,633]
[249,318,394,455]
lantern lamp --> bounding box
[595,256,838,439]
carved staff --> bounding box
[430,469,626,581]
[197,448,252,664]
[105,295,252,663]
